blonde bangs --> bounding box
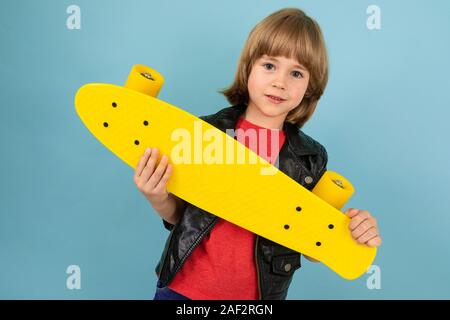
[248,13,316,74]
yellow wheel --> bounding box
[312,171,355,210]
[124,64,164,98]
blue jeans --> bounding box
[153,280,190,300]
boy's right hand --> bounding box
[134,147,173,207]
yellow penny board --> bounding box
[74,65,376,280]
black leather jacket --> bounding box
[155,104,328,300]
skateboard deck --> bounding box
[74,65,376,280]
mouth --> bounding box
[265,94,286,103]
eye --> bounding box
[292,70,303,78]
[263,63,275,70]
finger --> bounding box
[351,220,374,239]
[356,227,378,245]
[358,210,377,227]
[349,211,372,230]
[154,164,172,193]
[134,148,152,178]
[141,148,159,181]
[367,236,382,247]
[345,208,360,218]
[146,155,169,190]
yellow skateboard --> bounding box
[74,65,376,280]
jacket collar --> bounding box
[210,104,320,157]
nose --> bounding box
[271,78,286,90]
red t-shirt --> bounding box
[168,116,286,299]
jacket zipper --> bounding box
[158,223,177,278]
[255,236,262,300]
[170,218,218,279]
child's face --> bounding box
[247,54,310,121]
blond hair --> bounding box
[219,8,329,128]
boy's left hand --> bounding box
[345,208,382,248]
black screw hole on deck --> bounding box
[284,225,290,230]
[316,242,322,247]
[134,140,140,145]
[112,102,117,108]
[328,224,334,229]
[103,122,108,128]
[143,120,149,126]
[296,206,302,212]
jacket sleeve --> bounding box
[160,196,188,231]
[315,144,328,182]
[162,219,175,231]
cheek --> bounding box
[248,72,264,94]
[291,81,308,100]
[293,89,306,100]
[247,70,261,96]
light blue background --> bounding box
[1,0,449,299]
